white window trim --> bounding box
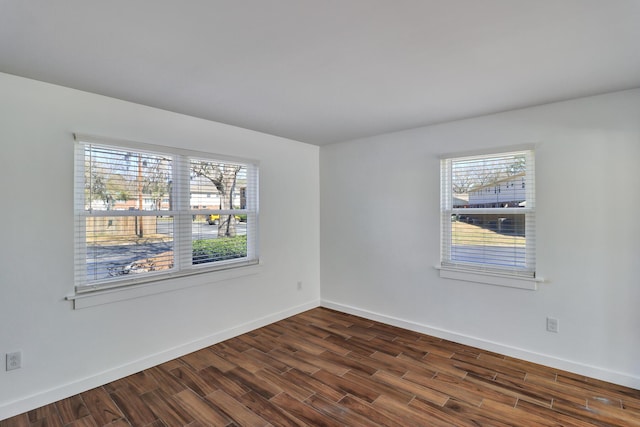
[67,263,262,309]
[435,265,542,290]
[70,133,259,306]
[439,146,542,290]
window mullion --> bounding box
[174,154,192,270]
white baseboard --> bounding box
[0,300,320,421]
[321,299,640,390]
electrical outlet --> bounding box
[6,351,22,371]
[546,317,559,333]
[297,281,302,290]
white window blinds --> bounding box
[74,135,258,292]
[441,150,535,277]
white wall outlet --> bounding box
[6,351,22,371]
[297,281,303,290]
[546,317,559,333]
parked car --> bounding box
[207,214,242,225]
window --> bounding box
[74,135,258,293]
[440,149,535,288]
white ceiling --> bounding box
[1,1,639,145]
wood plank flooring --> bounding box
[2,307,639,426]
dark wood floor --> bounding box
[2,308,640,426]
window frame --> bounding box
[439,147,538,290]
[72,134,259,298]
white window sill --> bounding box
[435,265,543,290]
[67,263,262,309]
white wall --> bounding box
[0,73,320,419]
[321,89,640,388]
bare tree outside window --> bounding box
[191,161,243,237]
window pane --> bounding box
[451,214,525,268]
[189,159,249,266]
[190,160,247,211]
[192,217,248,265]
[452,153,527,209]
[85,145,172,211]
[84,216,174,281]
